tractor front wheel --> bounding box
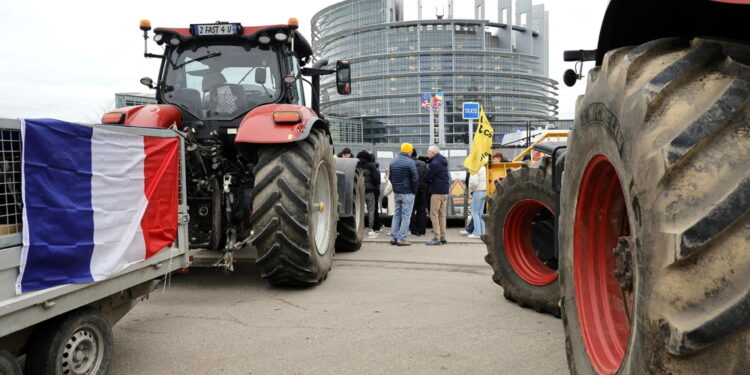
[251,128,337,286]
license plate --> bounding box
[192,23,240,36]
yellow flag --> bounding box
[463,105,494,175]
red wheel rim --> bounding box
[573,154,632,375]
[504,199,558,286]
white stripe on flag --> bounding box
[89,128,148,280]
[16,121,31,294]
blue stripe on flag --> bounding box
[21,119,95,292]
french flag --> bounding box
[16,119,179,293]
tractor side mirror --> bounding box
[140,77,155,89]
[562,49,596,87]
[255,68,267,85]
[336,60,351,95]
[563,69,579,87]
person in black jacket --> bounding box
[409,149,428,236]
[424,145,450,245]
[356,150,381,235]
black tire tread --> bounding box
[560,37,750,374]
[336,170,365,252]
[252,129,336,285]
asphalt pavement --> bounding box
[109,228,567,374]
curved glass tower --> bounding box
[312,0,558,145]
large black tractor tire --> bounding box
[559,38,750,375]
[25,308,113,375]
[483,159,560,317]
[335,169,365,252]
[251,129,337,286]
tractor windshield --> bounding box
[162,43,282,120]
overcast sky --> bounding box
[0,0,608,122]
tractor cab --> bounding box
[136,20,349,140]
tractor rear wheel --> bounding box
[335,169,365,252]
[483,159,560,317]
[560,38,750,374]
[251,128,337,286]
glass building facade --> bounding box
[312,0,558,145]
[115,92,156,108]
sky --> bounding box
[0,0,608,122]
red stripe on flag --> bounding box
[142,137,180,258]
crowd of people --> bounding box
[337,144,505,246]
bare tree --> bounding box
[87,99,116,124]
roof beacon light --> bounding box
[288,18,299,27]
[140,19,151,31]
[274,32,288,42]
[258,35,271,44]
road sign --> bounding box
[462,102,480,120]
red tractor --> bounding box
[105,19,365,286]
[484,0,750,373]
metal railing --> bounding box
[0,128,22,244]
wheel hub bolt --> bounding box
[612,237,634,292]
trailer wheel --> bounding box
[335,169,365,252]
[0,350,21,375]
[560,38,750,374]
[251,128,337,285]
[25,308,113,375]
[483,159,560,317]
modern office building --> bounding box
[114,92,156,108]
[312,0,558,145]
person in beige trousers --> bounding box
[424,145,450,246]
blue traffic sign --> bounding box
[462,102,480,120]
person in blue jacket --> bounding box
[388,143,419,246]
[424,145,450,245]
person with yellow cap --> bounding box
[387,143,419,246]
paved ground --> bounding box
[365,225,483,244]
[109,228,567,374]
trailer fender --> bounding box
[234,104,327,144]
[334,157,359,218]
[106,105,183,129]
